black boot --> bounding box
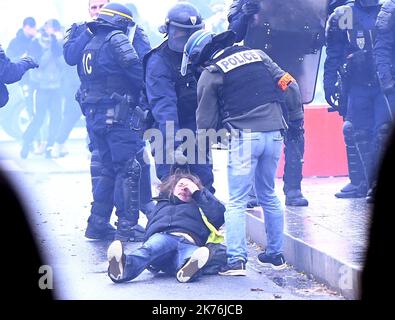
[339,121,367,198]
[335,182,367,198]
[140,200,156,220]
[85,215,116,240]
[285,189,309,206]
[114,218,145,242]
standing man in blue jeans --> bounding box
[183,30,304,274]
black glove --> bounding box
[242,1,260,16]
[347,50,367,65]
[324,85,339,110]
[287,118,304,141]
[20,56,39,70]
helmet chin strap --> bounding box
[211,48,225,60]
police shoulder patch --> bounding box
[205,65,219,73]
[215,50,263,73]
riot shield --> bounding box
[244,0,330,103]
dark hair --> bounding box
[46,19,61,31]
[159,172,203,198]
[23,17,36,28]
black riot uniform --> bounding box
[143,2,215,192]
[325,1,368,198]
[227,0,309,206]
[0,44,38,108]
[76,3,147,242]
[63,4,154,221]
[325,0,395,203]
[375,0,395,107]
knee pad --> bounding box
[90,149,103,178]
[343,121,355,146]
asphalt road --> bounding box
[1,138,344,300]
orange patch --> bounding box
[278,73,296,91]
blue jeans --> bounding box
[122,233,199,281]
[225,130,284,264]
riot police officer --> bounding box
[63,0,110,227]
[325,1,368,199]
[325,0,395,203]
[0,44,38,108]
[227,0,309,207]
[75,2,146,241]
[144,2,214,192]
[64,1,154,240]
[375,0,395,109]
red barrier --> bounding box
[276,105,348,177]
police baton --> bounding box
[377,72,394,122]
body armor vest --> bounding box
[144,41,198,130]
[160,42,198,130]
[345,4,381,82]
[79,30,134,104]
[211,45,281,119]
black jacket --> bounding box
[145,188,225,246]
[1,45,31,107]
[6,29,37,60]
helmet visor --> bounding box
[168,24,203,53]
[181,47,190,76]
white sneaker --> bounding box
[107,240,125,283]
[176,246,210,283]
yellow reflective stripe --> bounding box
[100,11,115,17]
[100,8,133,21]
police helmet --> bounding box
[160,2,205,52]
[181,30,236,76]
[97,3,135,31]
[356,0,380,7]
